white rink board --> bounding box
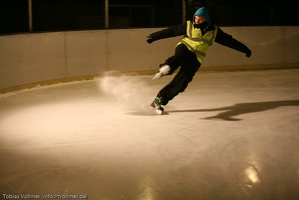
[0,26,299,90]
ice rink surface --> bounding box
[1,69,299,200]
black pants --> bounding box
[158,43,201,106]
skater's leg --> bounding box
[158,65,199,105]
[152,44,187,79]
[164,44,188,74]
[157,47,201,106]
[150,44,200,113]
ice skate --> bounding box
[152,65,170,80]
[150,97,164,115]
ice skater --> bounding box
[146,7,252,114]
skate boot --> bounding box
[150,96,164,115]
[152,65,170,80]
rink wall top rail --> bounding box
[0,26,299,93]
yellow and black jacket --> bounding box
[149,21,251,64]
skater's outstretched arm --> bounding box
[146,22,187,43]
[215,27,252,58]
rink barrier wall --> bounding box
[0,26,299,93]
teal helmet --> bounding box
[193,7,211,24]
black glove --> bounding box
[246,50,252,58]
[146,36,153,44]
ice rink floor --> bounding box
[1,69,299,200]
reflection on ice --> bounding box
[245,165,261,185]
[138,176,156,200]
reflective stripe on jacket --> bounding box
[178,21,218,63]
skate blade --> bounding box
[150,106,163,115]
[152,72,162,80]
[155,109,163,115]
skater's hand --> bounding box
[146,36,153,44]
[245,50,252,58]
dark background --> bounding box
[1,0,299,34]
